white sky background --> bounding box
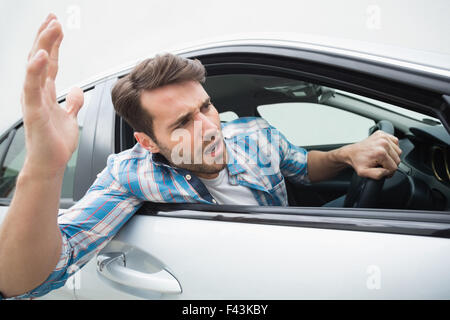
[0,0,449,134]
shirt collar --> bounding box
[151,151,171,167]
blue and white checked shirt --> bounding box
[7,117,309,299]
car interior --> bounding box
[0,71,448,213]
[115,73,449,211]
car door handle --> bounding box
[96,252,182,294]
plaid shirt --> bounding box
[7,117,309,299]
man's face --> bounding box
[137,80,227,178]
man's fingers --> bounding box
[387,141,401,165]
[352,131,403,180]
[44,78,57,106]
[391,140,402,157]
[359,167,391,180]
[379,152,398,174]
[374,131,402,166]
[23,50,49,107]
[36,19,62,55]
[28,13,56,60]
[383,133,402,154]
[386,133,399,146]
[24,14,63,110]
[370,144,398,179]
[66,87,84,118]
[384,133,402,155]
[48,33,63,80]
[29,19,62,67]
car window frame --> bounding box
[73,78,116,202]
[96,52,450,235]
[0,128,16,171]
[137,201,450,239]
[0,122,25,206]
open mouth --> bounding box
[204,139,222,157]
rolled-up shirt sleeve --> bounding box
[271,126,310,185]
[3,154,143,300]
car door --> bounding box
[71,46,450,300]
[0,85,100,300]
[72,202,450,300]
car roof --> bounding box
[177,33,450,74]
[59,33,450,96]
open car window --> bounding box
[114,71,449,212]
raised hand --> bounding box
[22,14,84,175]
[0,14,88,299]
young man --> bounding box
[0,15,401,299]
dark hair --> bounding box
[111,53,206,142]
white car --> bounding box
[0,37,449,299]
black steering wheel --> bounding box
[343,120,395,208]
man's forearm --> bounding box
[0,161,64,298]
[0,14,86,299]
[307,130,402,183]
[307,147,351,183]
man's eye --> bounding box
[178,118,190,127]
[201,103,211,112]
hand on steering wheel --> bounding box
[343,120,401,208]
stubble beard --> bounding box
[157,140,227,176]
